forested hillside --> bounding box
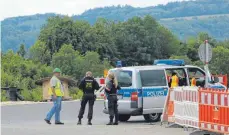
[160,14,229,40]
[1,0,229,52]
[74,0,229,23]
[1,13,57,51]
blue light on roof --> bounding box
[116,61,122,67]
[153,59,185,66]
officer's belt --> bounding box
[108,94,117,96]
[83,92,94,95]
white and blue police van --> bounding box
[103,60,226,122]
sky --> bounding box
[0,0,185,20]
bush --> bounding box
[30,87,43,102]
[20,87,42,101]
[1,91,9,102]
[69,87,83,100]
[21,89,33,101]
[1,50,52,102]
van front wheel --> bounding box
[119,114,131,122]
[143,113,161,122]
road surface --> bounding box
[1,100,189,135]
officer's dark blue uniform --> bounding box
[105,79,121,125]
[77,74,99,125]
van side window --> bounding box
[166,68,188,87]
[140,70,167,87]
[187,68,205,87]
[116,70,132,87]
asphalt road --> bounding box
[1,100,189,135]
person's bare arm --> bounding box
[50,77,57,99]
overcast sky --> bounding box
[0,0,186,20]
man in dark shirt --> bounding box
[77,71,100,125]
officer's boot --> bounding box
[113,115,119,125]
[107,116,114,125]
[88,119,92,125]
[77,118,82,125]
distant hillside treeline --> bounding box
[1,0,229,52]
[160,15,229,40]
[74,0,229,23]
[1,13,57,51]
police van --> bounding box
[103,59,226,122]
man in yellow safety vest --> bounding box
[171,72,179,88]
[191,72,197,86]
[44,68,64,125]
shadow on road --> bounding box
[122,120,158,125]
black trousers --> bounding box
[107,95,118,122]
[78,94,95,120]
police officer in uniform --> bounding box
[105,73,121,125]
[77,71,99,125]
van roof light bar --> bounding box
[153,59,185,66]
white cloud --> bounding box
[0,0,185,20]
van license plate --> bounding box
[117,95,123,99]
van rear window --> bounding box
[110,70,132,87]
[140,70,167,87]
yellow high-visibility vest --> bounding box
[171,75,179,88]
[191,77,196,86]
[48,77,64,97]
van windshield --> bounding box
[140,70,167,87]
[110,70,132,87]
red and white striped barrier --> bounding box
[163,86,229,134]
[174,87,184,125]
[199,88,229,134]
[95,77,105,98]
[183,87,199,129]
[95,77,105,87]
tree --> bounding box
[38,15,181,66]
[170,55,192,65]
[51,44,81,78]
[210,46,229,75]
[217,40,229,49]
[29,40,51,64]
[51,44,112,80]
[91,18,117,61]
[81,51,105,77]
[113,15,180,66]
[186,37,200,61]
[197,32,217,47]
[39,16,75,55]
[185,33,217,62]
[17,44,26,57]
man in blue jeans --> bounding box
[44,68,64,125]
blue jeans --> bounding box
[45,96,62,122]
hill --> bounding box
[1,13,57,52]
[160,14,229,40]
[73,0,229,23]
[1,0,229,52]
